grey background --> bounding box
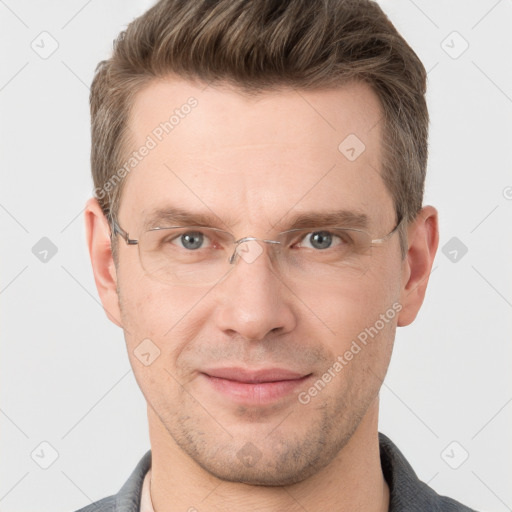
[1,1,511,511]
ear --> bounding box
[84,198,123,328]
[397,205,439,327]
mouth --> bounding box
[199,367,313,405]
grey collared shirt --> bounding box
[72,433,477,512]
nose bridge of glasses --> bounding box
[229,236,282,265]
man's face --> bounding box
[114,78,405,485]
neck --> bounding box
[147,399,389,512]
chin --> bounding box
[193,452,326,487]
[168,413,354,488]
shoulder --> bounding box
[379,433,478,511]
[70,450,152,512]
[72,495,116,512]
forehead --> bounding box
[119,76,393,230]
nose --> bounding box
[213,239,297,341]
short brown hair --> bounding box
[90,0,428,256]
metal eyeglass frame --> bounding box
[110,212,403,265]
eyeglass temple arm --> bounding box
[110,219,139,245]
[371,212,404,244]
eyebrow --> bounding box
[280,210,369,231]
[142,207,369,232]
[142,208,229,232]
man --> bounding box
[77,0,476,510]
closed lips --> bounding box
[202,367,311,383]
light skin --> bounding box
[86,77,438,511]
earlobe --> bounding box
[84,198,123,328]
[397,206,439,327]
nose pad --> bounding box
[230,238,282,265]
[231,238,264,264]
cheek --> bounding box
[322,283,399,340]
[117,279,195,404]
[311,257,401,364]
[118,280,158,335]
[117,252,182,332]
[117,270,211,366]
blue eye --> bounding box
[174,231,208,250]
[300,231,343,250]
[308,231,332,250]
